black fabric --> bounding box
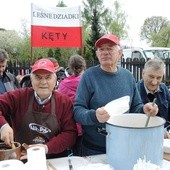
[82,138,106,153]
[72,136,82,156]
[147,92,157,102]
[46,149,68,159]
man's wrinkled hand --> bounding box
[1,124,14,146]
[96,107,110,123]
[143,102,158,116]
[164,131,170,139]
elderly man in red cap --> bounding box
[73,34,158,156]
[0,58,77,160]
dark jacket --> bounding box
[0,72,20,126]
[1,72,20,94]
[137,79,170,128]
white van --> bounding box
[122,47,170,61]
[163,50,170,58]
[144,47,170,59]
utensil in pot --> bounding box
[145,98,156,127]
[11,142,16,149]
[22,143,29,150]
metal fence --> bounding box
[6,58,170,86]
[7,60,31,76]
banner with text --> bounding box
[31,4,82,48]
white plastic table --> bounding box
[48,154,170,170]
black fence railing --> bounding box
[6,58,170,87]
[7,60,31,76]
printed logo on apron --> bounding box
[29,123,52,134]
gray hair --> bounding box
[143,57,165,73]
[0,49,9,62]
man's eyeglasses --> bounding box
[97,47,117,53]
[33,74,55,82]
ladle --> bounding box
[145,98,156,127]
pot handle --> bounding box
[96,126,108,136]
[165,121,170,131]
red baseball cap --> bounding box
[95,34,120,48]
[31,58,56,73]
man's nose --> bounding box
[151,78,158,85]
[40,78,48,83]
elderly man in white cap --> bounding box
[73,34,158,156]
[0,58,77,160]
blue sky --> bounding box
[0,0,169,47]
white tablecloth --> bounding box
[48,154,170,170]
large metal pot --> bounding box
[106,114,165,170]
[0,142,21,160]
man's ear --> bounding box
[142,70,145,78]
[30,74,33,82]
[96,50,99,59]
[119,48,123,59]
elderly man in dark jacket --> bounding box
[137,58,170,134]
[0,48,20,127]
